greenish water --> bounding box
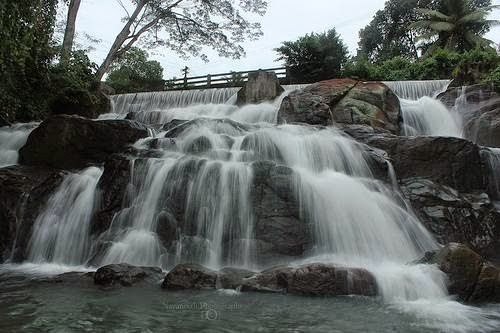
[1,266,500,333]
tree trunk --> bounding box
[95,0,147,82]
[61,0,82,64]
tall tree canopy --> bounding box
[357,0,433,62]
[106,47,164,93]
[275,28,349,83]
[96,0,267,81]
[412,0,498,53]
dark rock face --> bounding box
[251,161,312,263]
[242,264,377,297]
[162,263,377,297]
[359,134,487,192]
[94,263,163,287]
[236,71,284,106]
[19,115,149,170]
[278,79,401,134]
[423,243,500,303]
[0,165,64,262]
[438,84,500,148]
[91,155,132,236]
[162,264,218,290]
[401,178,500,262]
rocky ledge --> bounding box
[162,263,377,297]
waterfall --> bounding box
[383,80,450,100]
[400,97,463,137]
[27,167,103,266]
[107,84,309,120]
[0,122,39,168]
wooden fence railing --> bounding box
[165,66,289,90]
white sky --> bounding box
[74,0,500,79]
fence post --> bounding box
[207,74,211,88]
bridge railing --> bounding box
[165,66,289,90]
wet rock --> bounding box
[356,134,487,192]
[162,264,218,290]
[401,178,500,263]
[91,155,132,235]
[41,271,95,285]
[278,79,357,126]
[333,81,400,134]
[94,263,163,287]
[19,115,149,170]
[162,263,377,297]
[438,84,500,148]
[278,79,401,134]
[423,243,500,303]
[185,136,212,155]
[242,264,378,297]
[251,161,312,263]
[236,70,284,106]
[0,165,64,262]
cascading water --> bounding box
[400,97,463,137]
[7,84,498,332]
[0,122,39,167]
[27,167,103,266]
[385,80,463,137]
[383,79,450,100]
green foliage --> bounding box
[106,47,164,94]
[413,0,498,53]
[275,29,348,83]
[226,72,245,87]
[0,0,58,123]
[343,48,499,82]
[358,0,433,62]
[484,65,500,92]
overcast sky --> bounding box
[74,0,500,78]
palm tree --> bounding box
[412,0,499,53]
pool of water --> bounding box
[1,266,500,333]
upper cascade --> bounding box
[383,79,450,100]
[109,85,309,116]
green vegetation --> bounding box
[412,0,498,54]
[275,28,348,83]
[344,48,500,82]
[106,47,164,94]
[0,0,58,124]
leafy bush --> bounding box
[276,28,348,83]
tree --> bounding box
[106,47,164,93]
[275,28,348,83]
[61,0,82,64]
[412,0,499,53]
[0,0,58,123]
[357,0,433,62]
[95,0,267,81]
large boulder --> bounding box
[350,132,487,192]
[424,243,500,303]
[236,70,284,106]
[241,264,377,297]
[19,115,149,170]
[401,178,500,262]
[94,263,163,287]
[162,264,218,290]
[278,79,401,134]
[0,165,64,262]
